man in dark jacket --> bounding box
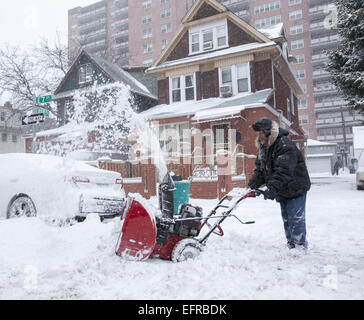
[248,117,311,251]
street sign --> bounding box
[36,107,50,117]
[22,113,45,126]
[35,95,52,104]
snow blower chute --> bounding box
[115,173,263,262]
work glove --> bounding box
[263,188,276,200]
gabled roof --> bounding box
[54,50,157,100]
[151,0,272,68]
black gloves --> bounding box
[263,188,276,200]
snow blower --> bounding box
[115,173,263,262]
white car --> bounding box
[356,153,364,190]
[0,153,126,220]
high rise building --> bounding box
[68,0,129,66]
[308,0,363,149]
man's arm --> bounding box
[248,157,265,189]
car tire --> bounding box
[7,195,37,219]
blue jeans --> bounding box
[280,194,307,247]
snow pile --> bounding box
[0,173,363,299]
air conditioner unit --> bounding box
[203,41,213,50]
[220,85,232,97]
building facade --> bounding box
[0,103,24,153]
[308,0,364,153]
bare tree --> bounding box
[0,33,69,114]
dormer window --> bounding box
[79,64,93,84]
[189,18,228,55]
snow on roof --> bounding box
[257,23,284,40]
[307,139,337,147]
[141,88,274,121]
[353,126,364,149]
[148,42,276,71]
[36,122,95,138]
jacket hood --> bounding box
[255,120,282,149]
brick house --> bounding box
[138,0,306,199]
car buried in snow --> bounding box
[0,153,126,221]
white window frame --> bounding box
[161,23,171,34]
[169,73,196,104]
[218,62,251,96]
[289,0,302,6]
[290,24,303,35]
[142,28,153,39]
[79,63,93,84]
[291,39,304,50]
[188,18,228,55]
[289,9,302,21]
[160,8,171,19]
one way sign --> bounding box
[22,113,45,126]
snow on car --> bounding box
[0,153,126,220]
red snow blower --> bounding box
[115,173,263,262]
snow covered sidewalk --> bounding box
[0,173,363,300]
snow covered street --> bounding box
[0,172,363,300]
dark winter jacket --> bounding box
[248,121,311,202]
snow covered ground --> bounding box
[0,172,363,300]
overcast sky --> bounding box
[0,0,97,103]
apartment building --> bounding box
[309,0,363,150]
[68,0,129,66]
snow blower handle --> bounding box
[249,189,265,198]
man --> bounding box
[248,117,311,251]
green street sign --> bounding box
[36,107,50,117]
[35,95,52,104]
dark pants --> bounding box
[280,194,307,248]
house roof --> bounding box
[307,139,337,147]
[141,88,274,121]
[148,42,276,72]
[54,50,157,101]
[257,23,285,41]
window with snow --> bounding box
[158,122,190,156]
[79,64,93,84]
[219,63,250,97]
[188,18,228,55]
[170,74,196,103]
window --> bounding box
[298,99,307,109]
[0,112,5,122]
[12,135,17,143]
[286,98,291,121]
[254,1,280,15]
[160,8,171,19]
[143,43,153,54]
[142,14,152,24]
[290,25,303,35]
[142,28,152,39]
[161,23,171,34]
[299,115,308,126]
[161,38,169,49]
[291,39,304,50]
[255,15,281,29]
[213,124,230,154]
[295,69,306,79]
[143,58,153,66]
[1,133,7,142]
[170,74,196,103]
[219,63,250,96]
[79,64,93,84]
[294,54,305,64]
[289,10,302,20]
[289,0,301,6]
[158,122,190,155]
[161,0,171,4]
[142,0,152,10]
[189,18,228,55]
